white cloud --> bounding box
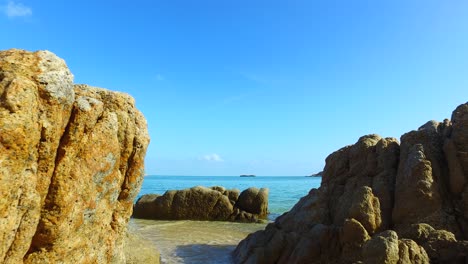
[201,154,224,162]
[4,1,32,18]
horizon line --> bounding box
[144,174,318,177]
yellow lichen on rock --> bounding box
[0,49,150,264]
[234,103,468,264]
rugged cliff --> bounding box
[234,103,468,264]
[0,49,151,263]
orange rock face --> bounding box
[234,103,468,263]
[0,49,150,263]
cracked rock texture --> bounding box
[0,49,150,263]
[133,186,269,222]
[234,103,468,264]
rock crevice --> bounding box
[234,103,468,264]
[0,49,150,263]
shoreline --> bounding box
[129,218,267,263]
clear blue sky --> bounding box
[1,0,467,175]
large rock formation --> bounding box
[0,49,151,263]
[234,103,468,264]
[133,186,269,222]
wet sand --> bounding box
[129,218,267,264]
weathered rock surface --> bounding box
[236,187,269,218]
[0,49,150,263]
[362,230,429,264]
[133,186,269,222]
[234,103,468,264]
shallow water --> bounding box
[130,219,267,264]
[134,176,322,263]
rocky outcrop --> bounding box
[0,49,150,263]
[234,103,468,263]
[236,187,269,218]
[362,230,429,264]
[133,186,269,222]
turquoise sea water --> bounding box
[132,176,321,263]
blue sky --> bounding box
[1,0,467,175]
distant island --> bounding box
[240,174,256,177]
[307,171,323,177]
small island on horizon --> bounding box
[307,171,323,177]
[240,174,256,177]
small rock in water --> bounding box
[133,186,269,222]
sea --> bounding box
[130,176,322,264]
